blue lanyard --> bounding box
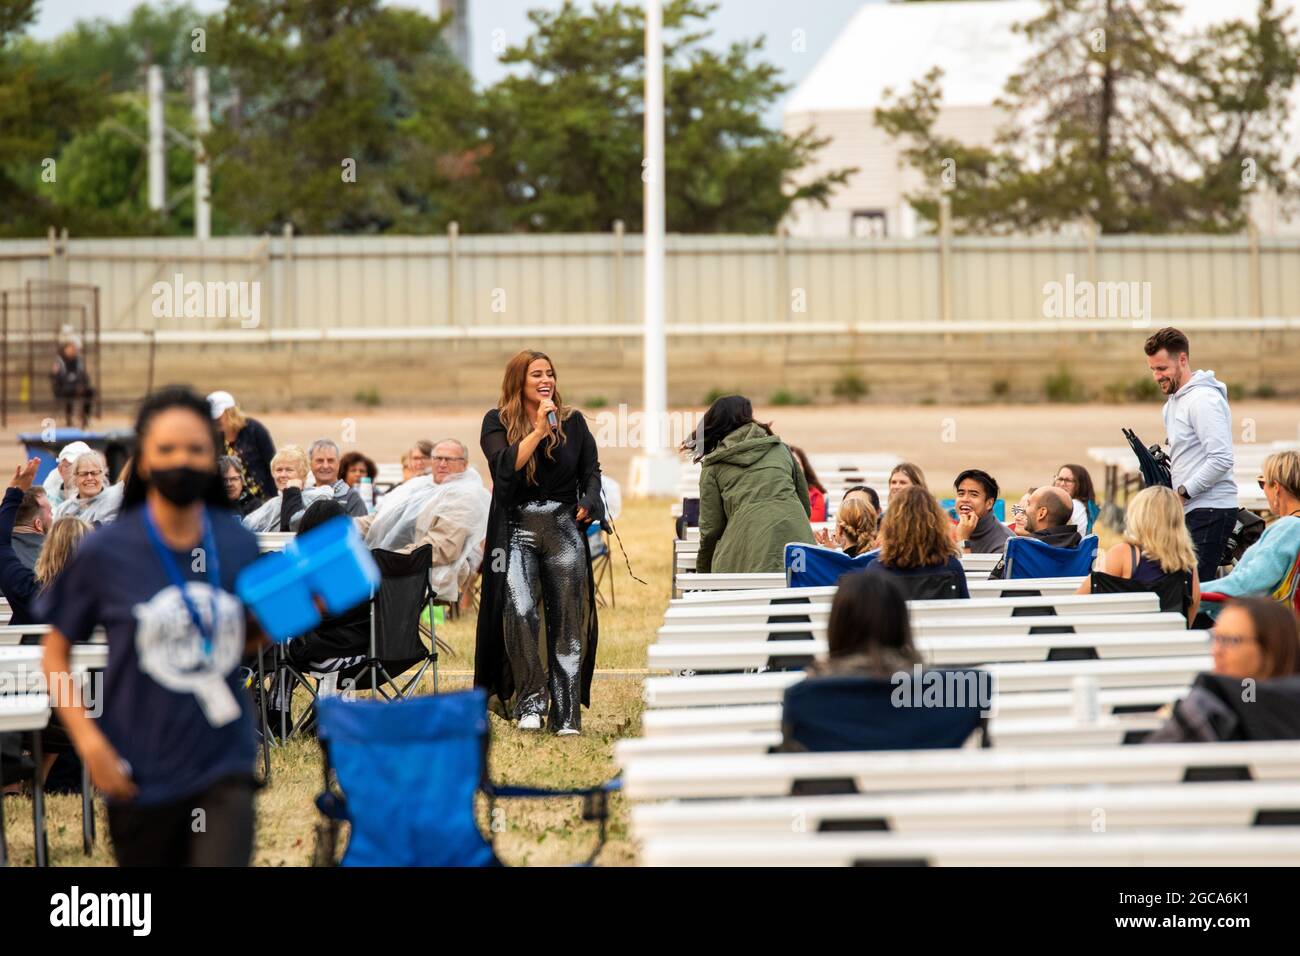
[142,504,222,656]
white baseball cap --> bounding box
[57,441,93,464]
[207,390,236,419]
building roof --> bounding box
[786,0,1299,115]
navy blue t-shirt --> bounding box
[41,504,261,806]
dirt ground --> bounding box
[4,400,1297,499]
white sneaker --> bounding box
[518,714,542,731]
[556,727,580,737]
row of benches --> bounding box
[623,558,1300,866]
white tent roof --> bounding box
[786,0,1299,115]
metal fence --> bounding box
[2,227,1298,344]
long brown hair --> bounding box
[498,349,571,486]
[1229,597,1300,679]
[879,485,958,570]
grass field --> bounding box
[4,495,670,867]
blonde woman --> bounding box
[833,496,879,557]
[54,451,124,525]
[208,390,277,500]
[1077,485,1200,623]
[1206,450,1300,599]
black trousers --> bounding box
[107,774,255,867]
[1186,507,1238,586]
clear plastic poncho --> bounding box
[241,480,352,532]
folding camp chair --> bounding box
[262,545,441,739]
[313,689,619,867]
[781,673,989,758]
[1003,534,1099,580]
[587,523,615,608]
[785,542,876,588]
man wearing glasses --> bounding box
[1144,327,1238,586]
[363,439,491,604]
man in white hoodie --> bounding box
[1145,327,1238,584]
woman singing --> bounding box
[474,350,606,735]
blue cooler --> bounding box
[236,515,381,642]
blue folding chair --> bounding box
[785,542,877,588]
[313,689,619,866]
[781,673,989,755]
[1002,534,1098,579]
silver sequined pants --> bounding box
[502,499,589,731]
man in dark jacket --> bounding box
[953,469,1014,555]
[11,487,51,570]
[989,486,1081,578]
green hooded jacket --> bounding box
[697,423,815,574]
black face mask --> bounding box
[148,466,214,506]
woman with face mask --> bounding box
[39,386,266,866]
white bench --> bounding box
[631,780,1300,838]
[615,716,1164,761]
[647,631,1207,672]
[641,685,1184,738]
[672,577,1088,604]
[638,828,1300,866]
[655,611,1188,644]
[620,740,1300,800]
[0,625,107,647]
[643,656,1212,708]
[664,591,1159,624]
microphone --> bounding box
[546,410,558,430]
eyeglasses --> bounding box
[1210,632,1253,648]
[1010,505,1026,517]
[432,456,466,464]
[1257,476,1267,490]
[1054,476,1076,486]
[75,470,104,479]
[223,476,242,485]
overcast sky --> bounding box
[28,0,876,125]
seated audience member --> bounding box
[307,438,368,516]
[1203,451,1300,600]
[814,496,878,557]
[220,455,265,517]
[866,485,969,598]
[805,572,920,678]
[242,444,357,532]
[354,440,437,535]
[953,469,1013,554]
[209,390,277,500]
[782,573,984,752]
[888,462,928,497]
[53,451,123,525]
[1,460,92,624]
[989,486,1081,579]
[338,451,378,488]
[9,485,51,570]
[363,439,491,603]
[1054,463,1099,533]
[842,484,881,513]
[50,332,95,427]
[1077,485,1200,623]
[1146,597,1300,743]
[790,446,827,522]
[41,441,92,510]
[1010,487,1035,536]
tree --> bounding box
[875,0,1300,234]
[206,0,475,234]
[0,0,105,236]
[432,0,853,233]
